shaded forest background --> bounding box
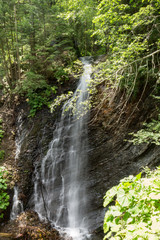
[0,0,159,118]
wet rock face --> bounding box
[14,104,60,208]
[87,124,160,239]
[13,102,160,240]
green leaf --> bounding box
[117,189,132,207]
[111,224,121,232]
[105,231,112,239]
[135,172,142,180]
[104,186,118,207]
[110,206,122,217]
[123,211,130,221]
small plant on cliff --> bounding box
[103,167,160,240]
[0,167,9,218]
[128,111,160,145]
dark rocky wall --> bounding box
[3,70,157,240]
[87,123,160,239]
[14,102,160,240]
[14,104,60,208]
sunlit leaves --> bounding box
[129,114,160,145]
[0,167,9,218]
[104,186,118,207]
[92,0,160,105]
[103,168,160,239]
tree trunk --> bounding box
[0,233,14,238]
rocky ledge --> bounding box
[0,210,63,240]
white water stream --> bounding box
[34,58,92,239]
[10,112,26,220]
[10,186,23,220]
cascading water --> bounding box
[10,186,23,220]
[33,57,92,239]
[10,112,26,220]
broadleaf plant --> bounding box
[128,114,160,145]
[103,167,160,240]
[0,167,9,218]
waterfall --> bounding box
[10,186,23,220]
[10,112,25,220]
[33,57,92,239]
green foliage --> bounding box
[0,0,98,108]
[54,66,69,83]
[50,59,84,114]
[103,167,160,240]
[128,114,160,145]
[27,86,57,117]
[57,0,97,56]
[64,94,91,119]
[92,0,160,109]
[50,89,91,119]
[64,59,83,79]
[16,71,48,94]
[0,0,159,121]
[50,91,73,113]
[0,119,4,140]
[0,129,4,143]
[0,150,5,160]
[0,121,8,218]
[50,58,92,118]
[0,167,9,218]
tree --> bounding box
[91,0,160,120]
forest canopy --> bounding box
[0,0,159,117]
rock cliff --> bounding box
[4,97,159,240]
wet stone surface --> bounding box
[6,97,160,239]
[8,104,160,239]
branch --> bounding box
[117,49,160,74]
[0,233,14,238]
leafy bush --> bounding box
[128,112,160,145]
[54,66,69,83]
[0,167,9,218]
[129,122,160,145]
[52,59,83,84]
[91,0,160,118]
[27,87,57,117]
[103,167,160,240]
[50,91,73,113]
[16,71,49,94]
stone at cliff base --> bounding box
[0,210,63,240]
